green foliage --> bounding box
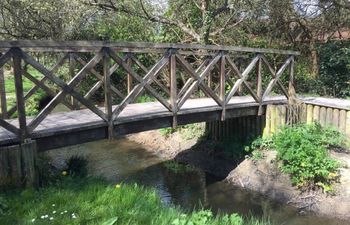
[272,123,344,190]
[317,40,350,97]
[0,177,269,225]
[65,155,88,178]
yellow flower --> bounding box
[62,171,68,176]
[115,184,121,189]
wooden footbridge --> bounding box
[0,41,300,151]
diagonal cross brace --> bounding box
[108,49,171,121]
[175,53,223,109]
[225,55,261,105]
[20,49,107,133]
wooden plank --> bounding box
[220,54,226,121]
[127,57,133,94]
[306,104,313,124]
[0,147,9,186]
[270,105,277,134]
[332,109,339,128]
[21,140,38,188]
[319,107,327,126]
[69,53,79,109]
[170,54,177,128]
[263,105,271,137]
[7,145,22,187]
[339,110,346,133]
[326,107,333,126]
[0,61,7,119]
[346,111,350,139]
[313,105,320,122]
[103,49,113,139]
[12,48,27,139]
[0,40,300,55]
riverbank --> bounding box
[126,124,350,222]
[0,177,267,225]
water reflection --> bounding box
[45,138,348,225]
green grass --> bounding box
[2,68,45,116]
[0,177,270,225]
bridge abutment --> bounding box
[206,105,288,141]
[0,139,38,189]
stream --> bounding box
[44,138,348,225]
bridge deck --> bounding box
[0,96,286,150]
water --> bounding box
[45,138,348,225]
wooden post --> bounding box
[220,54,226,121]
[313,105,320,122]
[256,56,263,115]
[346,111,350,139]
[306,104,313,124]
[127,55,133,94]
[21,140,38,188]
[12,48,28,140]
[0,57,7,119]
[103,48,113,140]
[288,55,295,96]
[339,110,346,133]
[332,109,339,128]
[170,52,177,128]
[69,53,79,110]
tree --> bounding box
[0,0,91,40]
[85,0,264,45]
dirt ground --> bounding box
[127,128,350,221]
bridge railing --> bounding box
[0,41,299,141]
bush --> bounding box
[273,123,344,191]
[65,155,88,178]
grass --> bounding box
[0,177,270,225]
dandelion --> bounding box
[115,184,121,189]
[62,171,68,176]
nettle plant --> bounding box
[273,123,345,192]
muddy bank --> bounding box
[127,129,350,221]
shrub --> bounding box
[273,123,344,191]
[65,155,88,178]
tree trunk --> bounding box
[310,40,319,78]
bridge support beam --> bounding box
[0,140,38,189]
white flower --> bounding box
[52,204,56,207]
[64,210,68,213]
[50,217,54,220]
[40,216,45,219]
[52,211,56,214]
[31,218,36,222]
[60,212,64,215]
[44,215,49,218]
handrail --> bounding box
[0,40,300,55]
